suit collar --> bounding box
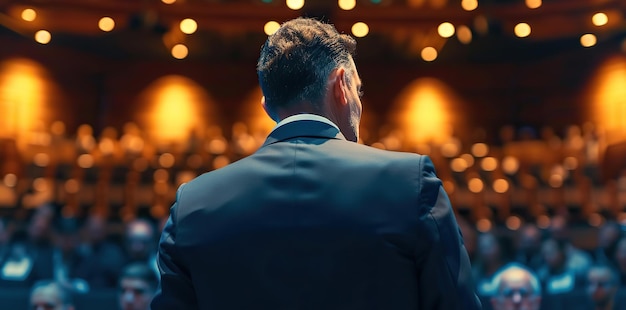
[261,119,346,147]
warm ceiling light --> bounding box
[592,13,608,27]
[286,0,305,10]
[471,143,489,157]
[580,34,597,47]
[437,22,455,38]
[468,178,484,193]
[264,21,280,35]
[35,30,51,44]
[421,47,437,62]
[99,17,115,32]
[162,0,176,4]
[171,44,188,59]
[21,8,37,22]
[461,0,478,11]
[456,25,472,44]
[338,0,356,10]
[525,0,542,9]
[514,23,531,38]
[351,22,369,38]
[493,179,510,193]
[180,18,198,34]
[506,216,522,230]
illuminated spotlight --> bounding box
[286,0,305,10]
[506,216,522,230]
[471,143,489,157]
[338,0,356,10]
[438,22,455,38]
[580,33,597,47]
[502,156,519,174]
[451,158,468,172]
[180,18,198,34]
[476,218,492,232]
[162,0,176,4]
[460,153,475,167]
[525,0,541,9]
[351,22,369,38]
[493,178,509,193]
[264,21,280,35]
[35,30,51,44]
[468,178,484,193]
[592,12,608,27]
[21,8,37,21]
[461,0,478,11]
[481,157,498,171]
[171,44,188,59]
[421,46,438,62]
[456,25,472,44]
[98,17,115,32]
[514,23,531,38]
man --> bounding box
[152,17,479,310]
[30,280,74,310]
[119,263,158,310]
[585,264,621,310]
[490,263,541,310]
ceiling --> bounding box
[0,0,625,63]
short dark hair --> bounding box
[257,17,356,113]
[120,263,159,291]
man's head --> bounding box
[490,263,541,310]
[30,280,74,310]
[257,17,362,141]
[125,219,156,262]
[586,264,619,308]
[119,263,159,310]
[541,238,566,271]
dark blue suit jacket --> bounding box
[152,119,481,309]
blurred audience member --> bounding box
[0,217,10,263]
[124,219,158,276]
[549,215,592,276]
[490,263,541,310]
[537,238,579,294]
[30,280,75,310]
[595,221,622,265]
[584,264,622,310]
[473,232,511,296]
[73,214,125,289]
[119,263,158,310]
[614,236,626,286]
[514,224,543,272]
[0,204,56,287]
[53,216,89,293]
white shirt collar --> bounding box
[272,114,340,132]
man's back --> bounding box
[152,120,479,309]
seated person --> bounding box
[537,238,580,294]
[119,263,158,310]
[490,263,541,310]
[30,280,74,310]
[585,264,622,310]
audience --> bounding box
[30,280,75,310]
[595,221,622,266]
[490,263,542,310]
[614,236,626,287]
[124,219,158,277]
[514,224,543,272]
[118,263,158,310]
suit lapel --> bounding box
[261,120,346,148]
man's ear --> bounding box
[332,68,348,106]
[261,96,279,122]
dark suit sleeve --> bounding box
[151,184,198,310]
[416,156,482,310]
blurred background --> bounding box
[0,0,626,309]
